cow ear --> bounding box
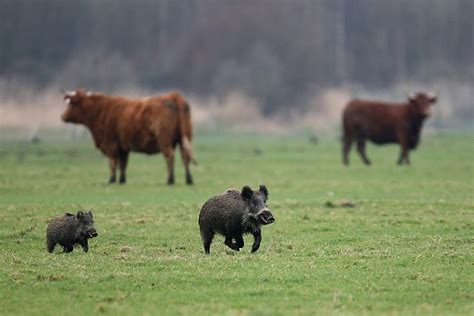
[77,211,84,219]
[408,93,416,103]
[428,92,437,103]
[241,185,254,200]
[259,185,269,200]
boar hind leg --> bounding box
[356,139,371,165]
[47,240,56,253]
[251,229,262,253]
[118,150,129,184]
[225,236,240,251]
[201,229,214,254]
[163,148,175,185]
[108,157,118,183]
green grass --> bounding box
[0,130,473,315]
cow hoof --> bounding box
[108,176,116,184]
[167,179,175,185]
[186,176,193,185]
[119,176,126,184]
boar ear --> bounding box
[259,185,269,200]
[77,211,84,219]
[241,185,254,200]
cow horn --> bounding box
[62,89,77,97]
[427,91,437,99]
[86,90,92,96]
[408,92,416,101]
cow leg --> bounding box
[356,139,371,165]
[397,135,410,165]
[108,157,117,183]
[398,146,410,165]
[163,148,175,185]
[118,151,129,184]
[342,135,352,165]
[180,146,193,185]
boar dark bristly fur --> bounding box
[46,211,98,253]
[198,185,275,254]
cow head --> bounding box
[408,92,437,117]
[61,89,92,124]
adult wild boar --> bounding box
[62,89,194,185]
[46,211,98,253]
[198,185,275,254]
[342,92,437,165]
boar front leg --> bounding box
[225,236,240,251]
[80,239,89,253]
[251,229,262,253]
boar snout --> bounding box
[88,229,98,238]
[257,209,275,225]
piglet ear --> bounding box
[259,185,269,199]
[241,185,254,200]
[77,211,84,219]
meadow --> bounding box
[0,130,473,315]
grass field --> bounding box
[0,130,473,315]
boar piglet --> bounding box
[46,210,98,253]
[198,185,275,254]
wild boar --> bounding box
[198,185,275,254]
[46,211,98,253]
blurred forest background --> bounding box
[0,0,472,132]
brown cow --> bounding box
[61,89,195,185]
[342,92,437,165]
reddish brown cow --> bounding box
[62,89,195,185]
[342,92,437,165]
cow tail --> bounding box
[176,94,196,165]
